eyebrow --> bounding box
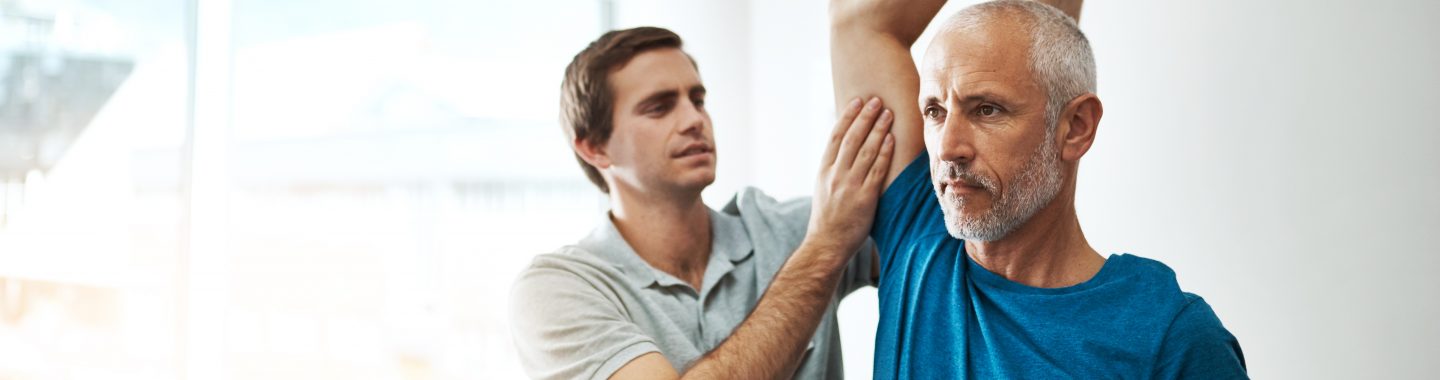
[962,90,1010,104]
[924,90,1010,107]
[634,85,707,113]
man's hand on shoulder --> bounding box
[805,96,895,262]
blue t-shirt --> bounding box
[871,152,1248,379]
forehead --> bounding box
[609,48,701,104]
[920,17,1037,95]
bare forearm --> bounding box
[682,240,848,379]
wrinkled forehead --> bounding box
[920,16,1037,92]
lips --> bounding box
[672,142,713,158]
[939,176,988,196]
[942,181,975,194]
[948,178,984,189]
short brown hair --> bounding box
[560,26,692,194]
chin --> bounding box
[938,193,996,241]
[692,173,717,188]
[674,171,716,192]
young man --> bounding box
[510,27,895,379]
[828,0,1247,378]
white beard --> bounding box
[934,133,1064,242]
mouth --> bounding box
[940,178,986,195]
[672,143,714,159]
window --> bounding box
[0,0,188,378]
[0,0,609,378]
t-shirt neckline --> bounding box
[962,247,1129,295]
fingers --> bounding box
[850,108,893,176]
[836,97,884,170]
[823,98,865,169]
[864,133,895,191]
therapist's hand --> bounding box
[806,96,894,261]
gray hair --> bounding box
[942,0,1096,130]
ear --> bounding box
[1058,93,1103,162]
[573,137,612,170]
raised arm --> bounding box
[829,0,1082,189]
[1044,0,1084,20]
[829,0,946,189]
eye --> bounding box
[646,103,672,116]
[692,97,705,109]
[923,105,946,122]
[976,104,1001,117]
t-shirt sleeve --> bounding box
[872,151,947,269]
[509,263,661,380]
[1151,294,1249,379]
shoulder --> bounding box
[721,186,811,244]
[723,186,811,229]
[510,247,632,316]
[1152,294,1249,378]
[881,150,932,203]
[1170,294,1228,333]
[1110,253,1177,276]
[717,187,816,285]
[509,248,664,380]
[515,246,617,286]
[1106,253,1184,293]
[1112,255,1248,377]
[1089,254,1199,333]
[873,152,945,250]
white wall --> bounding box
[613,0,1440,378]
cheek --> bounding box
[984,141,1033,183]
[922,128,941,150]
[616,123,660,152]
[926,149,944,172]
[606,133,647,164]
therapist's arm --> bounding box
[610,97,896,380]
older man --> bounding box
[829,0,1247,378]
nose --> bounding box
[936,111,976,165]
[676,99,708,138]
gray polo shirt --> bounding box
[510,187,875,380]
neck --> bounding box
[964,189,1104,288]
[609,185,713,290]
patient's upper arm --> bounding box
[829,0,943,189]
